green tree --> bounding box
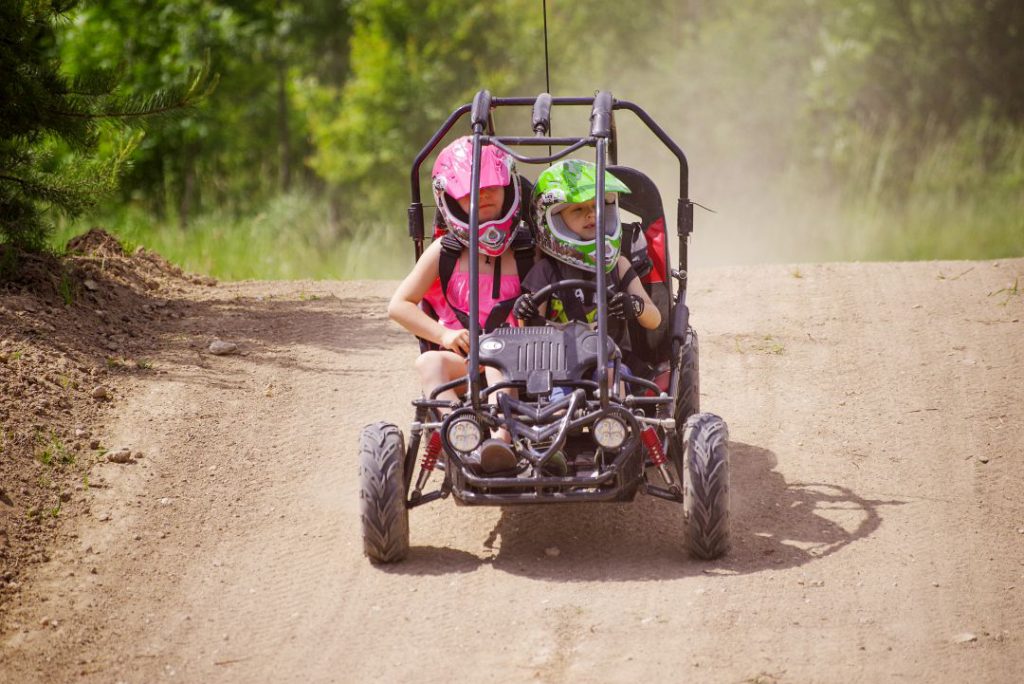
[807,0,1024,195]
[0,0,212,254]
[57,0,352,225]
[296,1,528,216]
[297,0,678,218]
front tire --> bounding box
[680,413,730,560]
[358,422,410,563]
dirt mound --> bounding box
[64,227,127,258]
[0,229,201,595]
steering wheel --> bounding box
[528,278,613,304]
[524,278,627,337]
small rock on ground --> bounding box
[208,340,238,356]
[91,385,110,400]
[106,448,132,464]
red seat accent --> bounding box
[641,217,667,285]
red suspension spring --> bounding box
[420,430,442,471]
[640,427,667,466]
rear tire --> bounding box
[358,422,409,563]
[681,413,730,560]
[673,327,700,427]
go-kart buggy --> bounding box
[359,90,730,563]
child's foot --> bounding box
[475,439,518,475]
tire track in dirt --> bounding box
[2,263,1022,684]
[132,285,418,682]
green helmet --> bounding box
[532,159,631,273]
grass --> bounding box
[106,356,153,371]
[733,334,786,355]
[988,277,1021,306]
[695,115,1024,266]
[760,335,786,355]
[937,267,975,281]
[51,191,412,281]
[832,116,1024,262]
[57,270,76,306]
[36,431,73,468]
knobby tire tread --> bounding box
[358,421,410,563]
[683,412,731,560]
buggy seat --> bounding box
[608,166,672,375]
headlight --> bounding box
[593,416,627,449]
[446,417,482,453]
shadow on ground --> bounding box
[384,442,905,581]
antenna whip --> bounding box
[543,0,552,157]
[543,0,551,95]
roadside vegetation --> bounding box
[50,193,409,280]
[2,1,1022,279]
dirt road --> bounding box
[2,259,1023,683]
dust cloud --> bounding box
[538,11,851,269]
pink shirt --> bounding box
[423,259,521,330]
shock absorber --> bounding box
[640,426,675,486]
[413,430,443,496]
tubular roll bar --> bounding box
[409,90,694,413]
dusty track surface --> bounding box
[2,259,1023,683]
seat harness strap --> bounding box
[437,228,533,334]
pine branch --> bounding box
[41,54,218,125]
[65,66,123,97]
[0,171,89,208]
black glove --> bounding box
[608,291,644,321]
[513,292,540,322]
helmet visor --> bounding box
[546,197,622,244]
[543,197,623,272]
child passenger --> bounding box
[388,137,528,475]
[513,159,661,348]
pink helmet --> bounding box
[431,136,521,257]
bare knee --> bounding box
[415,351,445,384]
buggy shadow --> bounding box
[359,91,730,563]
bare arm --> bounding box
[388,240,469,354]
[618,257,661,330]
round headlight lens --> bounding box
[593,416,627,449]
[447,417,482,453]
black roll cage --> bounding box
[407,90,694,415]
